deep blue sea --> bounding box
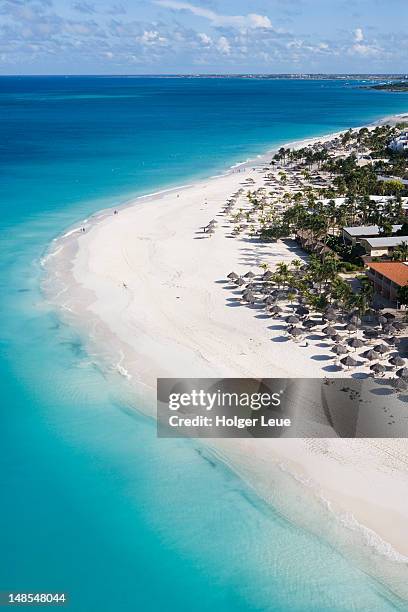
[1,76,408,612]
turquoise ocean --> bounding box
[1,76,408,611]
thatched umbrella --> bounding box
[389,355,405,367]
[363,329,379,340]
[296,306,309,317]
[325,306,336,316]
[331,333,342,343]
[348,338,364,351]
[290,327,303,338]
[269,305,282,315]
[286,315,300,324]
[264,296,276,306]
[374,344,389,356]
[393,322,406,332]
[385,336,400,346]
[378,315,387,326]
[236,277,245,287]
[263,271,274,281]
[370,363,386,375]
[341,355,358,369]
[242,291,255,302]
[384,324,397,335]
[244,271,256,279]
[324,312,337,322]
[302,319,316,329]
[383,312,396,320]
[396,367,408,379]
[323,325,337,336]
[332,344,348,356]
[350,315,362,326]
[227,272,238,280]
[346,323,357,335]
[363,349,380,361]
[393,378,407,392]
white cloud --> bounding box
[217,36,230,55]
[198,32,212,45]
[350,28,383,57]
[247,14,272,29]
[354,28,364,42]
[351,43,380,57]
[154,0,274,30]
[139,30,167,45]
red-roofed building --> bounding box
[366,262,408,305]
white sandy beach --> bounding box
[45,125,408,596]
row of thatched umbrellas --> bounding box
[290,310,407,382]
[222,188,244,215]
[290,313,406,381]
[287,309,404,374]
[202,187,247,237]
[203,219,218,235]
[226,269,407,382]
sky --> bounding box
[1,0,407,75]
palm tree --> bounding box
[392,241,408,262]
[275,262,290,289]
[398,285,408,308]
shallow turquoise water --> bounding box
[1,77,408,611]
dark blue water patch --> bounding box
[1,76,408,229]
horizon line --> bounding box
[1,72,407,78]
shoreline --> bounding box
[43,112,408,600]
[45,108,408,245]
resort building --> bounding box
[343,224,402,246]
[389,132,408,153]
[360,235,408,258]
[366,261,408,306]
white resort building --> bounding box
[389,132,408,153]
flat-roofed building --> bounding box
[360,235,408,258]
[366,261,408,305]
[389,132,408,153]
[343,224,402,246]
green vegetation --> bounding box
[265,256,371,314]
[228,122,408,312]
[258,124,408,270]
[369,81,408,92]
[398,285,408,306]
